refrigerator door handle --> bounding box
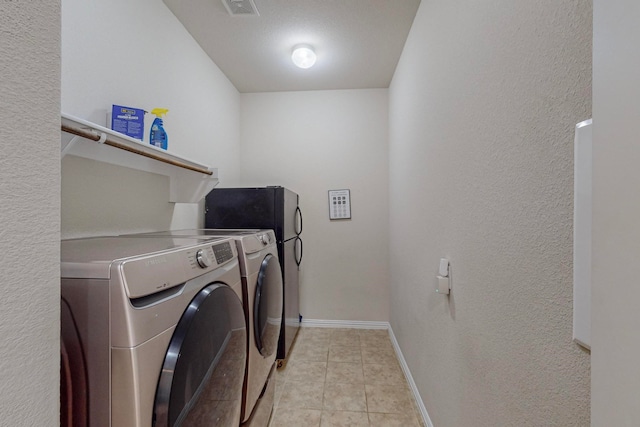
[295,206,303,235]
[294,236,303,268]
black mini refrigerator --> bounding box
[205,186,302,361]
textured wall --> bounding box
[0,1,61,425]
[61,0,241,237]
[389,1,592,425]
[592,1,640,424]
[240,90,390,322]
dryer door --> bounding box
[153,283,246,427]
[254,253,284,357]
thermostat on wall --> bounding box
[328,189,351,220]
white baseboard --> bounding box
[299,318,433,427]
[387,327,434,427]
[300,318,390,329]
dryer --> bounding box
[60,236,246,427]
[126,229,283,427]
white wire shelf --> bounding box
[61,113,219,203]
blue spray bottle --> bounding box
[149,108,169,149]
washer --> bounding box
[126,229,283,426]
[60,236,246,427]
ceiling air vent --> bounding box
[222,0,259,16]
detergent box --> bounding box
[110,104,145,140]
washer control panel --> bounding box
[186,241,235,270]
[212,241,234,264]
[188,246,215,270]
[195,249,213,268]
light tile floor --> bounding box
[269,328,425,427]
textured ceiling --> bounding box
[163,0,421,93]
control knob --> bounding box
[196,249,213,268]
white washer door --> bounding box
[153,283,246,427]
[254,253,284,357]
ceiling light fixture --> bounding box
[291,45,317,69]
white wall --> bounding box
[0,2,61,425]
[389,1,592,425]
[61,0,241,237]
[240,90,390,322]
[592,1,640,424]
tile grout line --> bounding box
[272,327,426,426]
[321,341,327,425]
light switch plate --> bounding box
[436,276,450,295]
[439,258,449,277]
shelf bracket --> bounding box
[61,135,81,158]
